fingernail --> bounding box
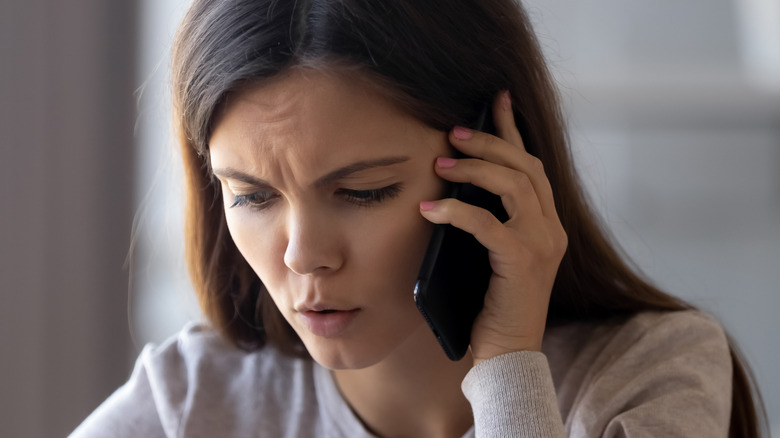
[453,126,473,140]
[503,90,512,112]
[436,157,457,168]
[419,201,436,211]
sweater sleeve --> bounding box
[68,345,167,438]
[462,351,565,438]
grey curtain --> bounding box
[0,1,137,436]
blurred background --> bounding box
[1,0,778,436]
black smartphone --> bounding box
[414,108,509,361]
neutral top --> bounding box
[70,310,732,437]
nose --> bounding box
[283,209,344,275]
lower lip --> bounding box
[299,309,360,338]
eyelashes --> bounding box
[229,183,403,212]
[337,184,403,207]
[229,191,278,210]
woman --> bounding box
[72,0,765,436]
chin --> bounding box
[303,338,396,370]
[299,320,428,370]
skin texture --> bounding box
[208,69,566,438]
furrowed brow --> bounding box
[212,156,410,188]
[211,168,270,187]
[314,156,410,187]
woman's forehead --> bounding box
[208,69,447,184]
[212,70,403,138]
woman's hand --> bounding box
[419,91,567,365]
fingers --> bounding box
[433,156,543,221]
[419,197,510,255]
[446,92,558,220]
[421,91,567,363]
[492,90,524,150]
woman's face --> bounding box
[209,70,450,369]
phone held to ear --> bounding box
[414,108,509,361]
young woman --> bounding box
[72,0,765,436]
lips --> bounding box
[298,308,360,338]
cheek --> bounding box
[224,212,286,285]
[356,207,434,295]
[364,178,445,290]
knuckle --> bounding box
[473,207,498,230]
[551,226,568,257]
[510,171,532,192]
[481,134,500,156]
[533,227,567,261]
[539,236,556,259]
[439,198,457,214]
[559,229,569,253]
[529,156,545,173]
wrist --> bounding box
[471,338,542,367]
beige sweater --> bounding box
[464,310,732,436]
[71,310,732,437]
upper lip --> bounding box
[293,285,359,313]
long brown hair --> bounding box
[170,0,766,435]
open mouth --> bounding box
[299,308,361,337]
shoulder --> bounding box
[144,323,315,430]
[615,309,728,346]
[592,310,732,382]
[588,309,730,364]
[140,322,296,390]
[72,322,314,437]
[550,310,733,436]
[140,322,288,385]
[546,309,730,368]
[149,321,311,376]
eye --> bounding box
[229,191,279,211]
[338,183,403,207]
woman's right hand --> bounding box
[419,90,568,364]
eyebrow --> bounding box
[212,156,411,188]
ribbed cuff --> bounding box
[462,351,564,438]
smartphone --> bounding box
[414,108,509,361]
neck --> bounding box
[332,323,474,438]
